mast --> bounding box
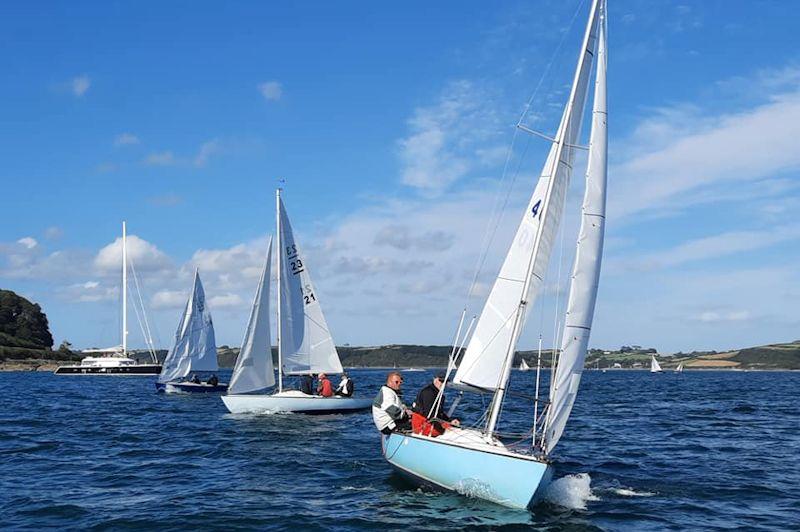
[484,0,601,438]
[276,188,283,393]
[122,221,128,357]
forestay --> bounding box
[229,238,275,394]
[453,3,600,393]
[158,270,218,383]
[544,8,608,454]
[277,197,343,375]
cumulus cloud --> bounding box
[208,293,244,309]
[17,237,37,249]
[151,289,187,310]
[144,151,176,166]
[94,235,172,274]
[258,81,282,101]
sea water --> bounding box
[1,369,798,530]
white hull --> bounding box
[222,390,371,414]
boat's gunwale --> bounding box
[386,429,549,464]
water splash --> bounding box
[610,487,655,497]
[543,473,598,510]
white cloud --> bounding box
[208,293,244,309]
[144,151,175,166]
[114,133,140,146]
[151,289,187,310]
[94,235,172,274]
[398,80,502,193]
[44,226,64,240]
[193,139,220,167]
[17,237,37,249]
[71,75,90,97]
[258,81,282,101]
[696,310,750,323]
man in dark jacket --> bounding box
[412,372,460,435]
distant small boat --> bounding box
[675,362,684,373]
[519,359,531,371]
[650,355,663,373]
[222,190,371,414]
[156,270,227,393]
[55,222,161,376]
[403,368,424,372]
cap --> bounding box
[435,372,446,380]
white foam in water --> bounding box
[611,487,655,497]
[543,473,599,510]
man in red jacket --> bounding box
[317,373,334,397]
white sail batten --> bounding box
[544,6,608,454]
[278,197,343,376]
[453,1,601,397]
[229,238,275,394]
[158,270,218,383]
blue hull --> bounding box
[155,382,228,394]
[382,431,552,509]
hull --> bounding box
[221,390,372,415]
[156,381,228,394]
[54,364,162,375]
[382,428,553,510]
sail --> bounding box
[519,359,530,371]
[278,197,343,375]
[158,270,218,383]
[543,6,607,453]
[229,238,275,394]
[650,356,662,373]
[676,363,684,372]
[454,2,600,393]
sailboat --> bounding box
[55,222,161,375]
[380,0,607,509]
[156,270,227,393]
[675,362,684,373]
[221,190,372,414]
[650,355,663,373]
[519,358,531,371]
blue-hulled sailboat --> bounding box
[380,0,608,509]
[156,269,227,393]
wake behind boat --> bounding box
[379,0,608,510]
[222,190,371,415]
[55,222,161,376]
[156,270,227,393]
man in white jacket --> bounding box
[372,372,412,434]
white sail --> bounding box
[277,196,343,376]
[519,359,530,371]
[650,355,662,373]
[543,8,607,454]
[676,363,684,373]
[454,2,600,395]
[229,238,275,394]
[158,270,218,383]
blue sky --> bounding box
[1,1,799,353]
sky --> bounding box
[1,1,799,354]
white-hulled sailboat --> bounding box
[650,355,663,373]
[156,270,227,393]
[380,0,607,509]
[675,362,684,373]
[221,190,372,414]
[55,222,161,375]
[519,358,531,371]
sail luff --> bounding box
[229,237,275,394]
[543,1,608,454]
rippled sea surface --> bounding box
[1,369,798,530]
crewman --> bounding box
[411,372,460,437]
[372,371,412,434]
[317,373,334,397]
[335,372,354,397]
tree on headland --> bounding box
[0,289,54,349]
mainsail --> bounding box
[158,270,218,383]
[543,10,608,454]
[453,0,600,436]
[277,193,343,376]
[650,355,662,373]
[229,238,275,394]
